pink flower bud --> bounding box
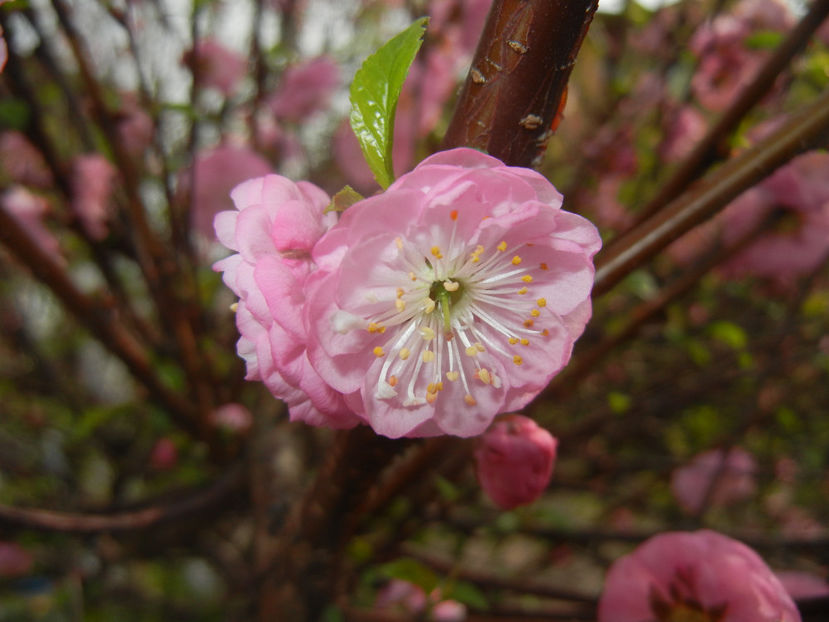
[599,530,801,622]
[775,570,829,600]
[182,39,246,97]
[150,438,178,471]
[268,57,339,123]
[475,415,558,510]
[210,403,253,434]
[0,541,33,578]
[72,154,117,240]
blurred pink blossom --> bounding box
[115,93,154,159]
[671,447,757,515]
[212,174,360,429]
[775,570,829,600]
[598,530,801,622]
[150,437,178,471]
[2,186,62,263]
[186,145,273,239]
[72,154,117,240]
[0,541,33,578]
[210,403,253,434]
[375,579,467,620]
[183,39,247,96]
[269,57,339,122]
[660,105,707,163]
[305,148,600,438]
[719,151,829,283]
[0,131,54,188]
[475,414,558,510]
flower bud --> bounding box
[475,415,557,510]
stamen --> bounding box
[497,241,507,252]
[397,288,404,298]
[399,348,411,360]
[511,255,522,265]
[521,275,533,283]
[443,280,459,291]
[423,298,436,313]
[446,371,459,381]
[539,262,548,270]
[395,299,406,312]
[465,346,479,357]
[450,210,458,221]
[419,326,435,340]
[537,298,546,307]
[389,375,398,387]
[373,346,385,357]
[518,287,528,295]
[421,350,435,363]
[395,237,403,249]
[524,319,534,328]
[229,302,239,312]
[464,394,477,406]
[530,309,540,317]
[477,368,492,385]
[431,246,443,259]
[509,337,519,345]
[513,355,523,365]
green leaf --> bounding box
[378,558,439,593]
[324,185,364,214]
[349,17,429,189]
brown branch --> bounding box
[0,203,199,435]
[442,0,599,168]
[0,462,245,533]
[592,87,829,297]
[609,0,829,240]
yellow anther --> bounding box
[537,298,547,307]
[419,326,435,340]
[475,342,485,352]
[368,322,385,334]
[229,302,239,312]
[427,383,438,393]
[464,394,477,406]
[395,299,406,312]
[436,382,443,391]
[539,262,548,270]
[373,346,385,357]
[389,375,398,387]
[465,346,479,357]
[422,350,435,363]
[409,271,417,281]
[513,355,523,366]
[431,246,443,259]
[426,391,438,404]
[399,348,411,360]
[497,241,507,252]
[511,255,522,265]
[520,338,530,346]
[423,298,436,313]
[524,319,535,328]
[542,328,550,336]
[443,280,459,292]
[518,287,528,295]
[471,256,481,263]
[395,237,403,249]
[450,209,458,221]
[508,337,519,345]
[446,371,459,381]
[530,309,540,318]
[396,288,404,298]
[477,368,492,385]
[522,275,533,283]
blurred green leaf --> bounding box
[744,30,783,50]
[444,581,488,609]
[708,320,747,350]
[349,17,428,189]
[325,185,364,214]
[434,474,460,502]
[378,558,440,593]
[608,391,632,414]
[0,98,30,131]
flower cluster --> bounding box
[214,148,600,437]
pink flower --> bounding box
[185,145,273,239]
[213,175,361,429]
[375,580,467,621]
[210,402,253,433]
[671,447,757,515]
[306,148,600,438]
[2,186,63,263]
[72,154,117,240]
[475,414,558,510]
[719,151,829,283]
[775,571,829,600]
[598,530,802,622]
[269,57,339,122]
[0,131,54,188]
[0,541,33,578]
[182,39,247,97]
[115,93,154,159]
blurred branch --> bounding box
[0,203,199,435]
[610,0,829,238]
[593,87,829,297]
[442,0,599,167]
[0,462,245,533]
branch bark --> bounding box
[442,0,599,167]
